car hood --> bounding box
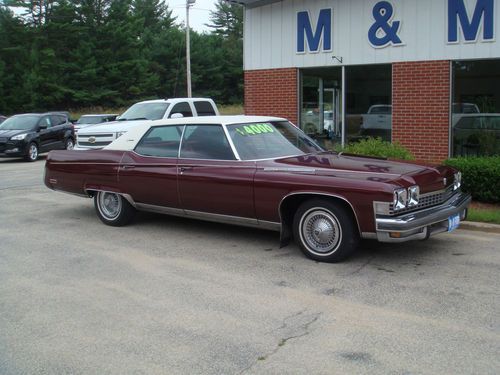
[77,119,152,135]
[263,152,455,194]
[0,129,32,139]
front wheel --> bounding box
[24,142,38,162]
[293,199,359,263]
[94,191,135,226]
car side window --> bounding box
[39,116,52,128]
[135,126,183,158]
[170,102,193,118]
[194,101,216,116]
[180,125,235,160]
[50,115,66,126]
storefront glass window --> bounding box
[300,68,342,150]
[452,60,500,157]
[345,65,392,143]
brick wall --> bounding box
[393,61,451,162]
[244,68,298,125]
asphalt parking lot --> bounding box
[1,156,499,375]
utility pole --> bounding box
[186,0,196,98]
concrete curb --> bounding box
[459,221,500,234]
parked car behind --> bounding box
[75,98,219,150]
[75,114,118,133]
[360,105,392,141]
[45,115,470,263]
[0,115,6,124]
[0,112,74,162]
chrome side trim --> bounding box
[278,192,362,235]
[136,203,184,216]
[263,167,316,173]
[134,203,281,231]
[222,124,241,161]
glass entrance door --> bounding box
[300,68,343,149]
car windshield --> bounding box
[119,103,169,121]
[77,116,106,125]
[0,115,39,130]
[227,121,323,160]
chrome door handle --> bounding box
[121,165,135,170]
[179,166,193,174]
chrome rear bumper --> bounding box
[375,192,471,243]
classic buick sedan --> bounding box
[44,116,471,262]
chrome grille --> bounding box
[389,185,456,215]
[76,133,115,148]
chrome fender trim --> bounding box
[278,191,362,235]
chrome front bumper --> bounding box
[375,192,471,243]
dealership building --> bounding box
[235,0,500,161]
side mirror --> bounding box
[38,123,48,130]
[170,113,184,119]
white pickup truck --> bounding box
[360,105,392,140]
[75,98,219,149]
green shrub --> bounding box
[444,157,500,203]
[336,137,414,160]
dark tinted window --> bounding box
[170,102,193,118]
[194,101,216,116]
[50,115,66,126]
[180,125,235,160]
[135,126,182,158]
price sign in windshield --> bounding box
[234,123,275,136]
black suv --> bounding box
[0,113,75,162]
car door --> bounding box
[50,115,68,148]
[118,125,182,209]
[177,124,256,219]
[37,116,54,151]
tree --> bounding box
[207,0,243,39]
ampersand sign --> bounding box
[368,1,403,47]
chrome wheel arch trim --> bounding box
[84,188,136,208]
[278,192,362,235]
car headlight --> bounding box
[11,133,28,141]
[408,185,420,207]
[393,188,408,211]
[393,185,419,211]
[454,172,462,190]
[116,131,126,139]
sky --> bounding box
[166,0,218,32]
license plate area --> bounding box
[448,213,460,232]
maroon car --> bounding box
[44,116,471,262]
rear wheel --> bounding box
[94,191,135,226]
[293,199,359,263]
[65,138,74,150]
[24,142,38,162]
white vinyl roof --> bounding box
[105,115,287,151]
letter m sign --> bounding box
[297,9,332,53]
[448,0,495,42]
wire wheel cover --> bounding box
[300,208,342,254]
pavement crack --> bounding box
[346,254,375,276]
[240,311,322,374]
